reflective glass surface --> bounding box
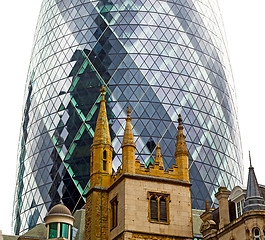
[60,223,69,238]
[49,223,57,238]
[13,0,243,234]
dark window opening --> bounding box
[150,196,158,221]
[254,228,260,240]
[103,160,107,171]
[111,197,118,229]
[103,150,107,159]
[160,197,167,222]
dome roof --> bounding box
[48,203,72,216]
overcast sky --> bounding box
[1,0,265,235]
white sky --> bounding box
[1,0,265,235]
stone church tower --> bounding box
[84,86,193,239]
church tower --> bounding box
[84,91,193,239]
[84,86,113,240]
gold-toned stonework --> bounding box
[84,86,193,240]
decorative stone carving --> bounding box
[200,220,218,237]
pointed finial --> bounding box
[178,114,183,130]
[175,113,188,157]
[249,151,252,168]
[155,142,164,168]
[100,85,106,101]
[121,106,136,148]
[126,106,131,118]
[122,106,136,173]
[178,114,182,125]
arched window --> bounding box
[253,228,260,240]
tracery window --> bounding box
[148,192,170,224]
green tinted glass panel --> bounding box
[60,223,69,238]
[49,223,57,238]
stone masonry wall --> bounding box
[113,231,192,240]
[123,178,193,238]
[85,190,109,240]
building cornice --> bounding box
[215,210,265,238]
[109,173,191,192]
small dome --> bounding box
[48,203,72,216]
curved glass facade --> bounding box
[13,0,243,234]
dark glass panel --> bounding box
[103,160,107,171]
[159,197,167,222]
[150,196,158,221]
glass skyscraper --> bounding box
[13,0,243,234]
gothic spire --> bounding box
[92,86,112,146]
